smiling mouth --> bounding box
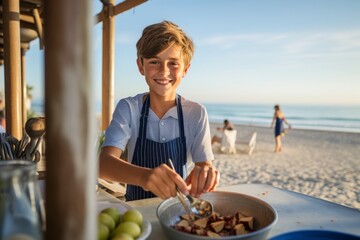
[155,79,172,85]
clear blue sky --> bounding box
[3,0,360,106]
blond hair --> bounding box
[136,21,194,67]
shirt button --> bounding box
[161,137,166,142]
[160,121,165,126]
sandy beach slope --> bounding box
[210,123,360,210]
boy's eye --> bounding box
[170,61,180,66]
[146,59,181,67]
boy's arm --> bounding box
[99,146,142,185]
[99,146,189,199]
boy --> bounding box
[99,21,219,201]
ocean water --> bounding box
[204,103,360,133]
[31,100,360,133]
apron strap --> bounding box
[176,95,186,146]
[138,94,150,146]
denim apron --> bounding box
[125,95,187,201]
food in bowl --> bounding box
[174,211,254,237]
[157,191,277,240]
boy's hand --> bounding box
[140,164,189,199]
[185,162,219,198]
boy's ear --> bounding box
[182,63,191,78]
[136,58,145,75]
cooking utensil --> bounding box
[24,117,45,162]
[167,159,214,218]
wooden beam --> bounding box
[94,11,104,24]
[32,8,44,48]
[101,0,115,130]
[20,21,38,32]
[44,0,96,239]
[19,1,42,11]
[22,0,43,5]
[94,0,148,24]
[3,0,23,139]
[113,0,147,16]
[20,13,36,24]
[0,18,37,32]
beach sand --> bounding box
[210,123,360,210]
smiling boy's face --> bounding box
[137,44,190,101]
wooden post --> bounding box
[3,0,23,139]
[44,0,96,239]
[21,46,27,126]
[101,0,115,131]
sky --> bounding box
[2,0,360,106]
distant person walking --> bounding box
[271,105,291,153]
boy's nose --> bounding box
[159,63,170,74]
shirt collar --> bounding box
[148,105,178,120]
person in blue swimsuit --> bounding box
[99,21,219,201]
[271,105,291,153]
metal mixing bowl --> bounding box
[157,191,278,240]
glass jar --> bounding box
[0,160,45,240]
